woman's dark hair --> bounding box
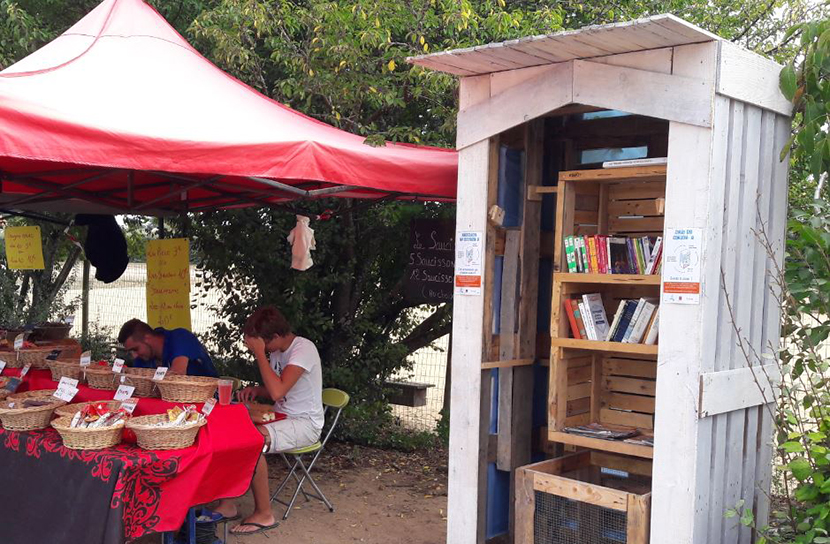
[243,306,292,339]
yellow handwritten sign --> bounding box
[4,226,45,270]
[146,238,191,330]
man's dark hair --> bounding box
[243,306,292,339]
[118,318,154,344]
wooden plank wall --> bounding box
[652,43,790,544]
[697,98,790,544]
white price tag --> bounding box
[53,383,79,402]
[152,367,168,381]
[13,334,24,351]
[201,398,217,416]
[0,360,6,374]
[20,364,31,377]
[114,384,135,401]
[79,351,92,367]
[58,376,79,389]
[112,358,125,373]
[120,398,138,414]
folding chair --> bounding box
[269,388,349,520]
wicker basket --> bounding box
[55,400,122,418]
[123,368,160,398]
[126,414,207,450]
[0,397,63,431]
[9,389,57,400]
[0,389,9,401]
[14,347,57,367]
[84,364,118,390]
[51,415,126,450]
[157,375,218,403]
[47,358,85,382]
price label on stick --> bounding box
[112,358,125,373]
[58,376,79,389]
[53,383,78,403]
[13,334,24,351]
[20,364,31,377]
[120,398,138,415]
[79,351,92,367]
[114,384,135,401]
[202,398,217,416]
[0,360,6,374]
[152,367,168,382]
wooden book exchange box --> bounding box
[408,14,791,544]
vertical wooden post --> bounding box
[81,258,90,346]
[158,216,166,239]
[514,467,535,544]
[447,70,493,544]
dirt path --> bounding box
[135,442,448,544]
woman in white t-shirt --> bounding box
[214,306,323,536]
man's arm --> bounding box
[246,336,304,401]
[169,355,189,375]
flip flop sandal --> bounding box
[215,513,241,523]
[230,521,280,535]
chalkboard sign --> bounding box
[405,219,455,304]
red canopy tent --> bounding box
[0,0,457,215]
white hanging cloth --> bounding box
[287,215,315,271]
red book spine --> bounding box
[564,298,582,339]
[570,299,588,339]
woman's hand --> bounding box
[237,385,260,404]
[244,335,267,357]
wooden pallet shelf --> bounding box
[555,273,661,286]
[558,164,667,183]
[548,430,654,459]
[551,338,659,356]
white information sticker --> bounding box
[454,231,483,296]
[53,383,79,403]
[120,398,138,414]
[13,334,24,351]
[20,364,31,377]
[0,360,6,374]
[58,376,79,389]
[114,384,135,401]
[201,398,217,416]
[112,358,125,373]
[152,367,168,381]
[662,227,703,305]
[79,351,92,367]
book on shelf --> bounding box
[602,157,667,169]
[644,307,660,345]
[562,423,639,440]
[583,293,610,341]
[564,299,582,340]
[564,234,661,275]
[579,300,597,340]
[606,298,660,344]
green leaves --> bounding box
[790,457,813,481]
[781,63,798,101]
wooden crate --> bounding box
[516,451,651,544]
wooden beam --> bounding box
[716,41,792,117]
[457,62,574,149]
[481,358,534,369]
[514,465,535,544]
[532,471,628,511]
[497,230,520,471]
[627,493,652,543]
[572,59,713,128]
[698,364,780,418]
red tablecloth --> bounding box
[0,369,264,543]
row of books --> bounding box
[564,235,663,275]
[563,294,659,345]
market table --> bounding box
[0,369,265,544]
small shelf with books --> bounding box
[549,163,667,459]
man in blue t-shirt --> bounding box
[117,318,218,377]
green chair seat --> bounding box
[283,441,321,455]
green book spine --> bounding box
[564,236,577,273]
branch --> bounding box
[399,303,451,353]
